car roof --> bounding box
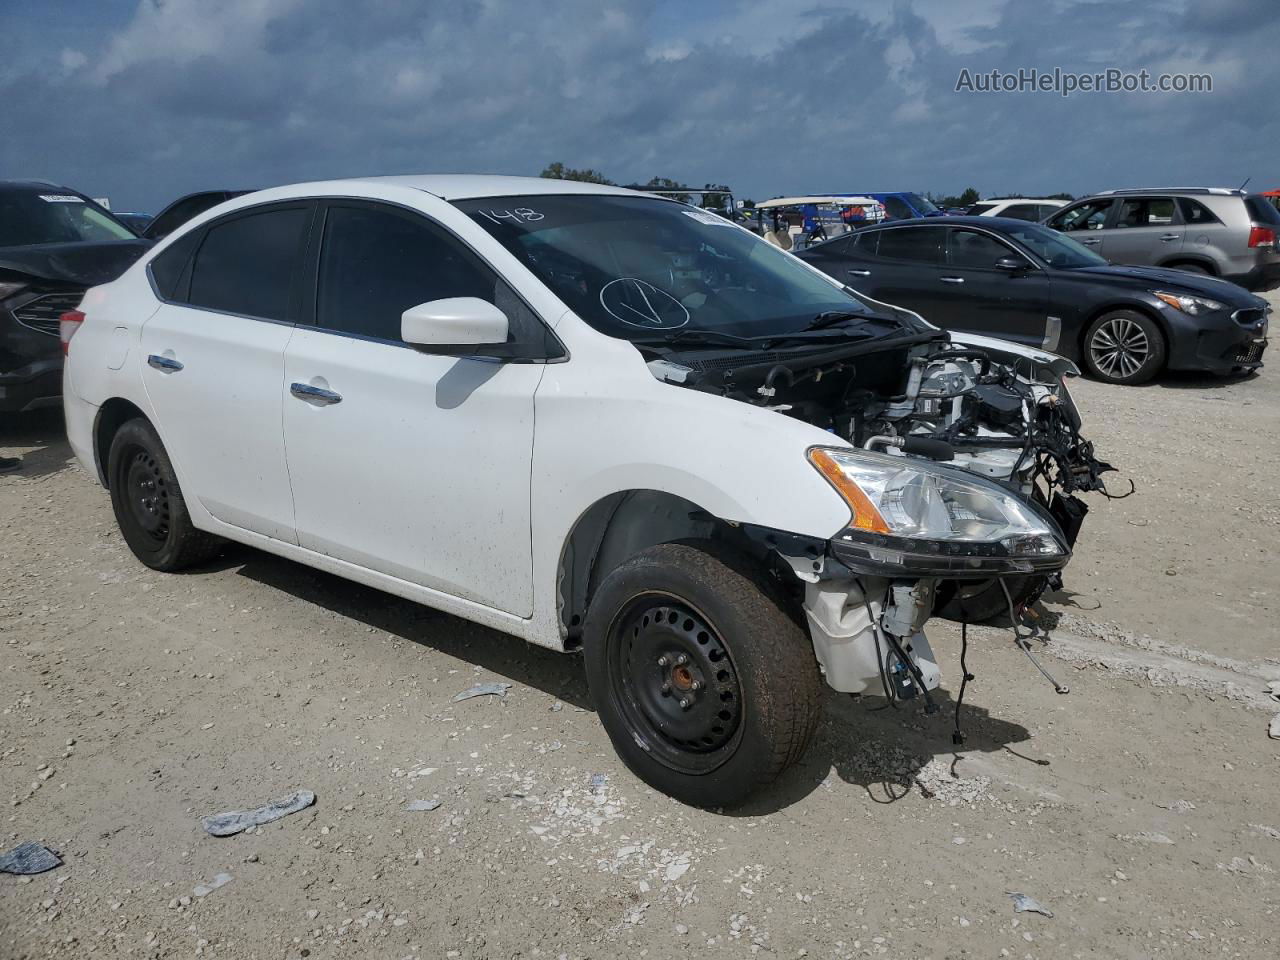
[979,198,1062,204]
[0,179,77,195]
[863,215,1038,229]
[330,174,650,201]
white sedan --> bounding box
[62,175,1104,805]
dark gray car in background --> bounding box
[1044,187,1280,291]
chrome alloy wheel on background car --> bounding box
[1089,315,1150,380]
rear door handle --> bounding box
[1079,238,1101,245]
[940,276,965,284]
[147,354,183,372]
[846,268,871,277]
[290,382,342,405]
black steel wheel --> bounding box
[107,418,223,571]
[583,542,822,807]
[607,595,744,773]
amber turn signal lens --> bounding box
[807,448,890,534]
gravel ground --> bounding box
[2,296,1277,959]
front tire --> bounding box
[583,543,822,807]
[107,418,223,571]
[1082,310,1166,385]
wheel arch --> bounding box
[555,490,805,649]
[1155,254,1218,276]
[92,397,150,488]
[1075,299,1170,363]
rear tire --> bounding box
[107,418,223,571]
[582,543,822,808]
[1082,310,1165,385]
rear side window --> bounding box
[1245,196,1280,225]
[1177,198,1221,225]
[875,226,945,264]
[881,196,913,220]
[1001,204,1040,221]
[187,206,311,321]
[1037,204,1061,220]
[1115,197,1177,228]
[315,203,558,356]
[966,202,998,215]
[148,229,202,300]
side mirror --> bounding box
[401,297,509,354]
[995,256,1027,272]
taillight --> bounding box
[1248,225,1277,248]
[59,310,85,356]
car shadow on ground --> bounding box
[1145,369,1261,391]
[733,688,1033,815]
[234,546,1034,814]
[0,408,74,483]
[230,549,596,710]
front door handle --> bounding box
[1079,238,1101,245]
[290,382,343,405]
[147,354,183,372]
[1160,233,1180,241]
[940,276,965,284]
[846,268,871,277]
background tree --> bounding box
[539,162,614,184]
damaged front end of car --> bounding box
[648,328,1121,711]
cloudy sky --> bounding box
[2,0,1276,211]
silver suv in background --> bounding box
[1044,188,1280,291]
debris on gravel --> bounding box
[200,789,316,836]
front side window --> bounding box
[875,226,946,263]
[948,229,1014,268]
[881,196,913,220]
[1004,222,1108,269]
[315,203,557,355]
[0,191,135,247]
[1050,199,1113,232]
[455,195,885,344]
[187,206,310,321]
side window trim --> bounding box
[306,197,565,361]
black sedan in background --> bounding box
[1,181,151,411]
[799,217,1270,384]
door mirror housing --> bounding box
[401,297,509,354]
[995,255,1028,272]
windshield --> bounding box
[906,193,940,214]
[454,195,883,343]
[1003,221,1108,269]
[0,190,136,247]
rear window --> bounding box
[186,206,310,321]
[1245,196,1280,225]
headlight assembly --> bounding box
[1152,290,1225,315]
[808,446,1069,577]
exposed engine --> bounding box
[647,334,1116,509]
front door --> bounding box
[1045,198,1115,258]
[939,227,1050,346]
[281,201,549,616]
[139,201,314,542]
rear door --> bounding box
[1045,198,1116,256]
[940,227,1049,345]
[139,201,313,541]
[1105,196,1183,266]
[862,225,950,321]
